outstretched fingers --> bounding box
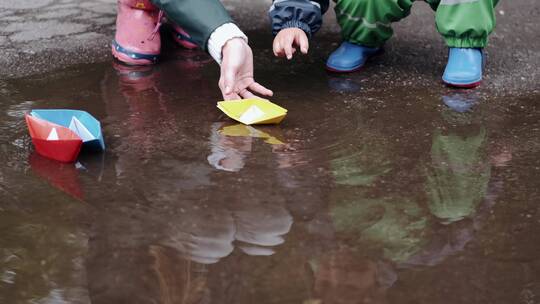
[283,34,296,60]
[297,33,309,54]
[273,40,283,57]
[248,81,273,97]
[239,88,256,99]
[219,61,240,100]
[223,91,241,101]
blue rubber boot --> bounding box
[442,48,483,88]
[326,42,381,73]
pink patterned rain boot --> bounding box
[169,22,198,50]
[112,0,162,65]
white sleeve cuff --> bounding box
[207,23,248,65]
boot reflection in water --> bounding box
[108,62,179,161]
[442,91,479,113]
[429,93,489,224]
[113,61,160,92]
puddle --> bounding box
[0,49,539,304]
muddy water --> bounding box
[1,48,539,304]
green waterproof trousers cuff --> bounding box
[443,36,488,48]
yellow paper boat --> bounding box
[217,98,287,125]
[219,124,285,145]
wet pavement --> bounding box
[1,0,540,303]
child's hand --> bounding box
[220,38,273,100]
[273,28,309,60]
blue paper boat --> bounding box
[27,110,105,159]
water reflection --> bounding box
[426,126,489,223]
[0,94,93,303]
[87,61,298,302]
[29,153,85,200]
[327,76,362,94]
[218,124,285,146]
[311,249,391,304]
[1,58,536,303]
[320,97,512,302]
[441,91,479,113]
[208,123,288,172]
[208,123,252,172]
[0,184,90,304]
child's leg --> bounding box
[327,0,415,72]
[428,0,498,87]
[429,0,498,48]
[335,0,415,48]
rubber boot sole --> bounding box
[111,44,158,66]
[442,79,482,89]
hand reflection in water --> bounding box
[207,123,307,172]
[89,58,302,304]
[232,201,293,256]
[106,64,295,261]
[151,202,293,302]
[207,123,253,172]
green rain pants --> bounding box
[334,0,499,48]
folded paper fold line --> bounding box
[47,128,59,141]
[69,116,96,142]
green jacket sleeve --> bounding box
[152,0,234,51]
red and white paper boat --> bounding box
[25,109,105,162]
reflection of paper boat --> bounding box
[217,99,287,125]
[219,124,285,145]
[29,153,83,200]
[25,109,105,163]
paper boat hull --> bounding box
[31,138,82,163]
[26,115,83,163]
[30,109,105,151]
[217,99,287,125]
[256,114,287,125]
